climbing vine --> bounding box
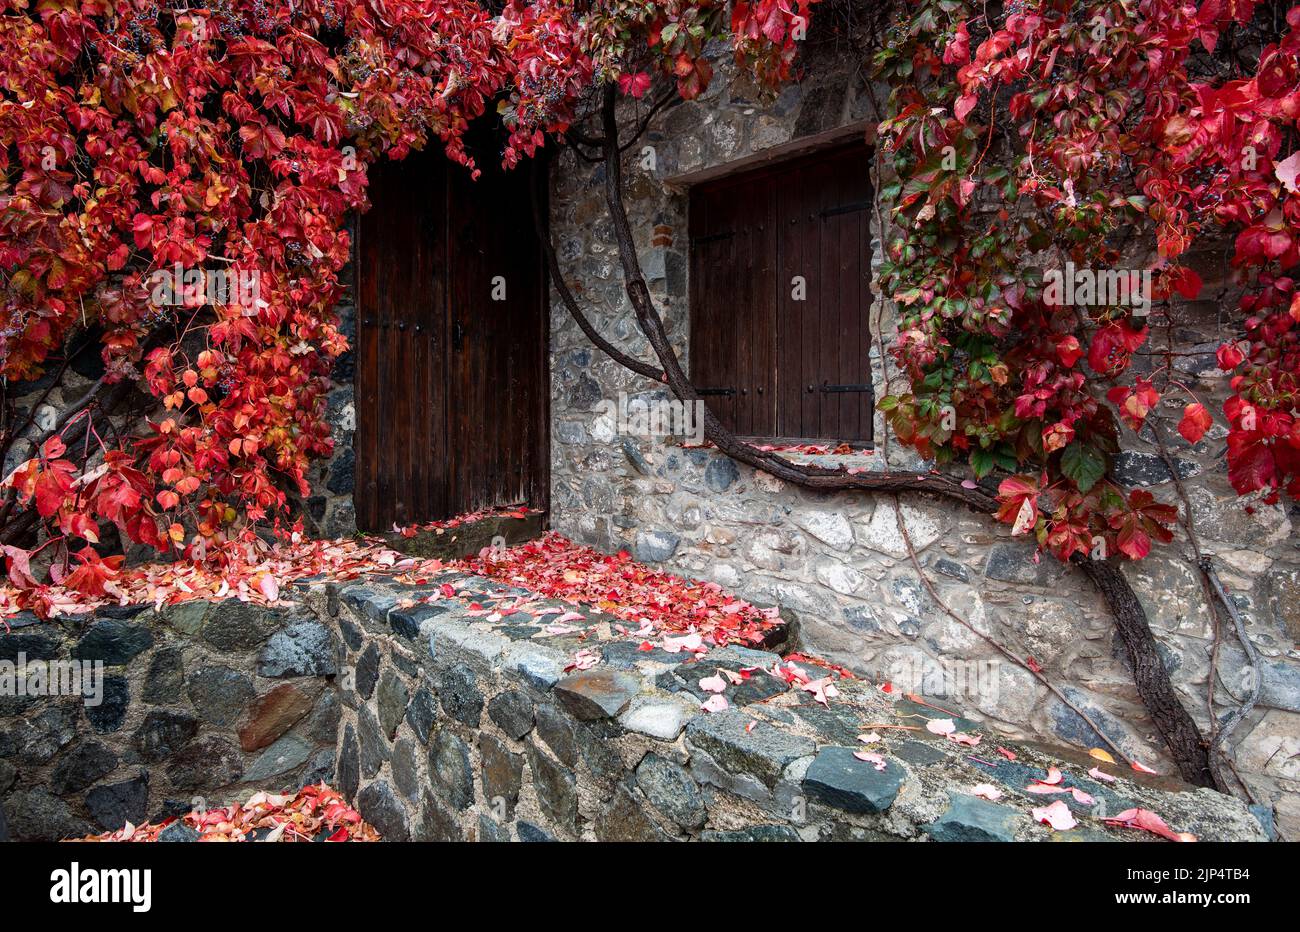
[874,0,1300,561]
[0,0,813,606]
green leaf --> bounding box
[1061,442,1106,493]
[970,447,995,478]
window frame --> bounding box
[685,138,876,447]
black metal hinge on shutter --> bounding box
[820,381,874,401]
[696,386,736,396]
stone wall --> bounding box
[0,601,338,841]
[299,571,1268,842]
[2,569,1273,842]
[544,35,1300,837]
[295,235,359,539]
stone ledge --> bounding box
[309,572,1271,843]
[1,564,1272,842]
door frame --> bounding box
[351,141,551,531]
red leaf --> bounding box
[1178,402,1212,444]
[1216,342,1244,371]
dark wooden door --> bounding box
[688,143,873,443]
[355,139,549,531]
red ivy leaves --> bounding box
[1178,402,1212,444]
[878,0,1300,559]
[0,1,817,597]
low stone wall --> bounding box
[298,572,1269,843]
[0,601,337,841]
[2,564,1273,842]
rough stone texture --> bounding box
[479,733,524,817]
[406,687,438,744]
[142,647,185,704]
[187,666,256,728]
[245,734,314,784]
[377,670,411,738]
[257,619,337,677]
[429,730,474,811]
[635,753,705,830]
[597,783,670,842]
[922,792,1021,842]
[803,746,905,814]
[487,689,534,740]
[437,662,484,727]
[391,738,421,801]
[686,710,816,788]
[541,32,1300,839]
[167,737,245,792]
[134,710,199,763]
[0,601,342,839]
[5,789,91,841]
[528,744,578,832]
[50,742,118,795]
[554,668,638,720]
[354,644,380,700]
[72,619,154,666]
[85,676,129,733]
[157,821,200,842]
[534,702,579,767]
[85,773,150,830]
[357,706,388,778]
[415,790,462,842]
[239,684,315,751]
[356,780,410,842]
[338,725,360,800]
[2,561,1278,842]
[202,602,281,651]
[619,697,690,740]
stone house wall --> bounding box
[297,251,359,540]
[544,37,1300,836]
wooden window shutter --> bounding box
[689,142,874,443]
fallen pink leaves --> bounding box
[564,648,600,672]
[1032,800,1078,831]
[971,783,1004,800]
[854,750,888,770]
[0,529,416,620]
[924,717,982,747]
[700,694,729,713]
[78,783,378,842]
[393,505,536,538]
[1106,808,1197,842]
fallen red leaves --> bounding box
[0,530,406,620]
[390,504,536,537]
[454,532,781,647]
[76,783,378,842]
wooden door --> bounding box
[355,139,548,531]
